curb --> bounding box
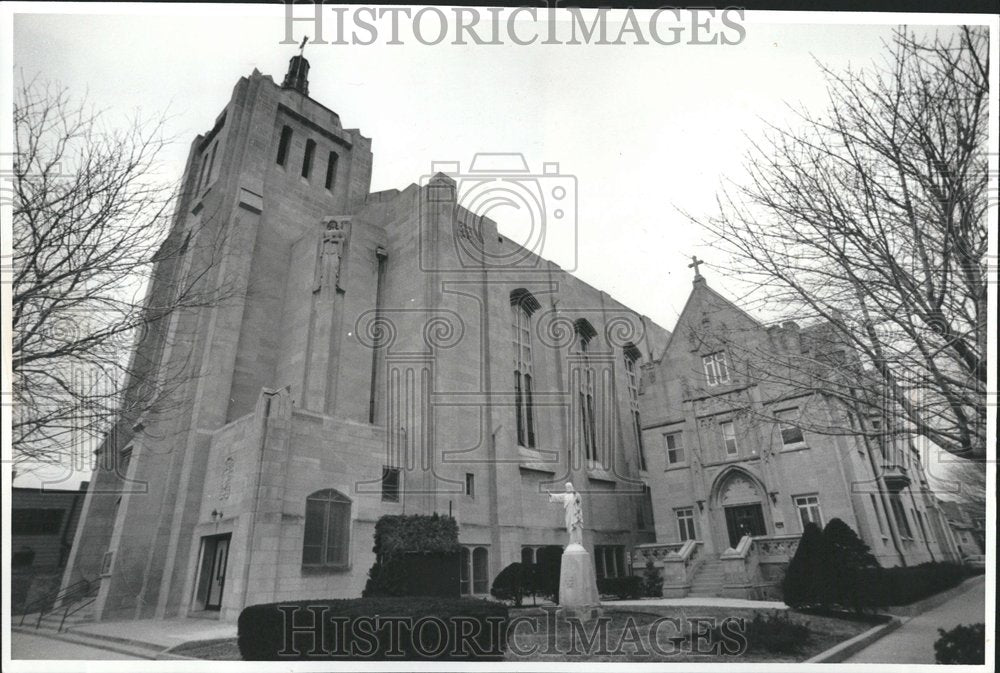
[805,617,903,663]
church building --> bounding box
[60,55,960,621]
[61,55,669,622]
[635,263,961,598]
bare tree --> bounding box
[690,27,989,461]
[11,78,228,473]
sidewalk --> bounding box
[845,576,986,664]
[71,616,237,650]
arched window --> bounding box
[460,545,490,595]
[574,319,598,462]
[623,344,646,471]
[302,489,351,568]
[510,290,540,448]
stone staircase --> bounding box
[686,555,726,597]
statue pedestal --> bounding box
[558,543,602,619]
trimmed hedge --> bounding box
[597,575,642,600]
[863,562,979,607]
[372,514,462,555]
[362,514,461,598]
[238,597,508,661]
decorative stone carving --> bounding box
[220,455,234,501]
[314,216,350,292]
[720,472,760,506]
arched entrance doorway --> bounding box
[713,469,769,548]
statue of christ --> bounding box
[548,482,584,546]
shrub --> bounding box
[534,546,562,603]
[743,611,811,654]
[823,518,879,612]
[596,575,643,600]
[238,597,508,661]
[641,559,663,598]
[783,519,883,612]
[934,623,984,664]
[782,522,826,609]
[490,562,531,606]
[362,514,461,598]
[863,562,977,607]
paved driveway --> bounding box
[846,576,986,664]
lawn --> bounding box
[171,605,880,662]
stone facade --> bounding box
[636,273,962,597]
[61,59,669,622]
[62,57,962,619]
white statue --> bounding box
[548,482,584,546]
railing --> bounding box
[720,534,801,599]
[633,540,704,596]
[18,578,97,631]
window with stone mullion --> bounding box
[512,304,536,448]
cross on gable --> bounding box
[688,255,705,279]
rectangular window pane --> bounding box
[715,352,729,382]
[703,355,717,386]
[302,139,316,178]
[325,151,338,189]
[465,473,475,497]
[722,422,738,454]
[381,467,400,502]
[276,126,292,165]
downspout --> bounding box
[858,419,907,567]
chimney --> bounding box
[282,55,310,96]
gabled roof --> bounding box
[662,277,763,356]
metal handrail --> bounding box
[17,578,93,628]
[58,594,97,632]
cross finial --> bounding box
[688,255,705,280]
[299,35,309,56]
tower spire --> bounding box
[282,36,311,95]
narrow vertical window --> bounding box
[510,290,538,448]
[325,151,339,190]
[574,319,599,463]
[368,249,388,424]
[276,125,293,166]
[302,139,316,178]
[869,494,887,536]
[203,142,218,189]
[381,466,400,502]
[665,432,684,465]
[676,508,697,542]
[721,421,738,455]
[624,346,646,470]
[465,473,475,497]
[889,494,913,538]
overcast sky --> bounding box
[8,6,978,489]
